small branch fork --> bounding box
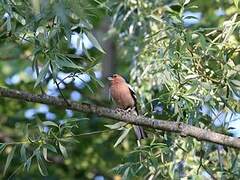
[0,87,240,149]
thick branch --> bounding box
[0,87,240,148]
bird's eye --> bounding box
[113,75,117,78]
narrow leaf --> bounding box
[24,158,32,172]
[44,144,57,153]
[55,57,83,70]
[183,0,191,6]
[20,144,27,162]
[42,121,58,128]
[122,167,130,180]
[36,153,48,176]
[34,60,50,88]
[85,31,105,53]
[59,142,68,158]
[105,122,126,130]
[42,147,50,162]
[114,128,131,148]
[234,0,239,8]
[0,143,6,154]
[4,146,16,176]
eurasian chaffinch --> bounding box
[108,74,147,140]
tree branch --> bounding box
[0,87,240,148]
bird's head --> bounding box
[107,74,126,84]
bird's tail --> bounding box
[133,125,148,140]
[129,106,147,140]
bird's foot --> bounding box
[125,107,132,113]
[125,107,137,115]
[115,108,124,113]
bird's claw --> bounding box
[115,108,124,112]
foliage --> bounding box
[0,0,240,179]
[108,0,240,178]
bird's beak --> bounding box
[107,76,113,81]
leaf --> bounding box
[51,61,59,82]
[114,128,131,148]
[231,80,240,87]
[65,54,83,59]
[78,20,93,30]
[85,31,105,53]
[44,144,57,153]
[0,143,6,154]
[105,122,127,130]
[36,152,48,176]
[42,147,50,162]
[24,158,32,172]
[59,142,68,158]
[199,34,207,50]
[183,16,198,20]
[42,121,58,128]
[234,0,239,8]
[34,60,50,88]
[6,17,11,32]
[4,146,16,176]
[122,167,130,180]
[20,144,27,162]
[82,39,94,61]
[55,56,83,70]
[183,0,191,6]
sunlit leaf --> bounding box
[114,128,131,148]
[59,142,68,158]
[234,0,239,8]
[42,147,50,162]
[105,122,126,130]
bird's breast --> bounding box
[110,84,135,109]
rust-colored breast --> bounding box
[110,83,135,109]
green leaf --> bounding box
[34,60,50,88]
[82,39,94,61]
[24,158,32,172]
[105,122,126,130]
[0,143,6,154]
[55,56,83,70]
[4,145,16,176]
[78,20,93,30]
[114,128,131,148]
[199,34,207,50]
[42,121,58,128]
[85,31,105,53]
[59,142,68,158]
[36,152,48,176]
[231,80,240,87]
[183,0,191,6]
[20,144,27,162]
[65,54,83,59]
[43,144,57,153]
[122,167,130,180]
[234,0,239,8]
[42,147,50,162]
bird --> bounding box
[108,74,147,140]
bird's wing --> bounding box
[127,84,137,102]
[127,84,138,114]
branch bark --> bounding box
[0,87,240,148]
